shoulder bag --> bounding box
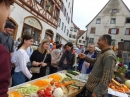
[30,53,47,73]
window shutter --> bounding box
[108,28,111,34]
[116,28,119,34]
[129,28,130,35]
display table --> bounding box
[8,70,87,97]
[8,70,130,97]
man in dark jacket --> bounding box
[0,0,15,97]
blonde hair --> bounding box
[38,39,50,54]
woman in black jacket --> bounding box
[30,39,51,80]
[58,42,75,70]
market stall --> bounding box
[8,69,130,97]
[8,70,87,97]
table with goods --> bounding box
[8,70,87,97]
[8,60,130,97]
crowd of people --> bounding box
[0,0,117,97]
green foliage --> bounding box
[116,57,123,63]
[117,65,127,73]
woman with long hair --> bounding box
[58,42,75,70]
[30,39,51,80]
[12,34,33,86]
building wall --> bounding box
[77,32,86,46]
[86,0,130,48]
[56,0,73,44]
[68,23,79,45]
[11,4,56,41]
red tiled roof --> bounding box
[77,30,86,39]
[73,22,80,29]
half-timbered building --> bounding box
[10,0,73,45]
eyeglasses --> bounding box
[10,5,15,12]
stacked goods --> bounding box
[8,72,82,97]
[32,79,50,89]
[109,78,130,93]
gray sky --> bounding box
[73,0,130,30]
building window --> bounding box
[68,17,70,24]
[89,38,94,43]
[70,27,73,31]
[96,18,101,24]
[69,34,71,38]
[66,13,68,20]
[82,37,84,39]
[111,39,115,45]
[73,35,76,39]
[90,27,96,34]
[58,18,61,27]
[125,28,130,35]
[110,18,116,24]
[111,9,119,13]
[46,0,53,13]
[68,2,70,8]
[61,2,64,12]
[54,7,59,20]
[74,29,77,32]
[36,0,44,6]
[83,41,85,44]
[64,8,66,17]
[64,26,66,33]
[79,40,81,43]
[124,41,130,51]
[126,18,130,23]
[61,22,64,30]
[108,28,119,34]
[67,29,69,36]
[23,25,41,45]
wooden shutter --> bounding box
[116,28,119,34]
[129,28,130,35]
[91,27,95,34]
[108,28,111,34]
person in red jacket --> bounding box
[0,0,14,97]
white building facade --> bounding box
[9,0,74,45]
[77,31,87,46]
[56,0,74,44]
[68,22,79,45]
[86,0,130,51]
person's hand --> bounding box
[85,63,90,68]
[91,93,98,97]
[41,62,47,67]
[35,62,41,66]
[51,63,55,66]
[78,53,86,59]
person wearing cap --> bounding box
[0,0,15,97]
[0,20,15,56]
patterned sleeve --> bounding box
[93,56,116,97]
[84,56,96,64]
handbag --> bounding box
[27,62,32,69]
[30,53,47,73]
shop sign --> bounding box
[24,17,42,30]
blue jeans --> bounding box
[12,72,26,86]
